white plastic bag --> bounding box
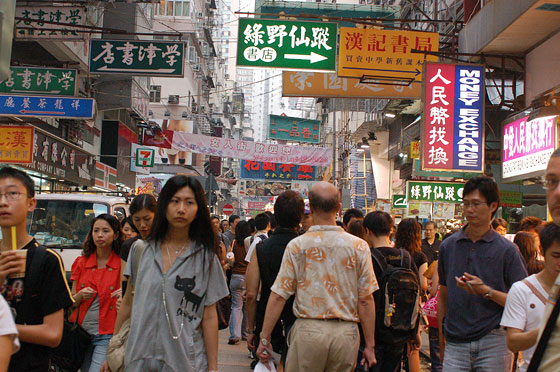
[254,360,276,372]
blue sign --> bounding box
[241,160,316,180]
[0,94,95,119]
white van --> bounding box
[28,194,129,272]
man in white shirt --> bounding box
[245,213,270,263]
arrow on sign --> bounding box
[20,109,64,115]
[343,67,422,76]
[284,52,327,64]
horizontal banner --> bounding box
[241,160,316,180]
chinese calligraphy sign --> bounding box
[0,67,77,96]
[240,160,316,180]
[338,28,439,81]
[15,6,85,40]
[89,40,185,77]
[407,181,464,203]
[0,126,33,164]
[422,63,485,173]
[269,114,321,144]
[0,94,95,119]
[237,18,337,71]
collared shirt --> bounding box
[271,225,378,322]
[70,251,122,335]
[438,226,527,342]
[421,237,441,265]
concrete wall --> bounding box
[526,31,560,105]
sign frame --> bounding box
[406,180,465,203]
[15,6,86,40]
[0,67,78,96]
[0,94,95,119]
[135,147,155,168]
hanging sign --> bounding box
[0,67,77,96]
[269,114,321,144]
[410,141,420,159]
[500,190,523,208]
[0,126,34,164]
[15,6,86,40]
[422,63,485,173]
[135,148,155,168]
[0,94,95,119]
[392,194,408,209]
[407,181,465,203]
[240,160,316,180]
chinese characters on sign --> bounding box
[407,181,464,203]
[338,28,439,81]
[502,116,556,181]
[0,126,33,164]
[269,114,321,144]
[0,94,95,119]
[0,67,77,96]
[422,63,485,172]
[237,18,337,71]
[282,71,421,99]
[240,160,316,180]
[500,190,523,208]
[15,6,85,40]
[89,40,185,77]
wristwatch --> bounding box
[484,288,493,300]
[260,338,269,346]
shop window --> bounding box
[150,85,161,103]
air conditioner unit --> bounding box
[168,95,180,104]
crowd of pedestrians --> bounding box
[0,149,558,372]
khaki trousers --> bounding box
[285,318,360,372]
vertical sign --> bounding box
[422,63,484,172]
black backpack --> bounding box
[371,248,420,344]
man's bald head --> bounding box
[309,181,340,214]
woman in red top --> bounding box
[71,214,124,372]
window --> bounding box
[156,0,191,17]
[150,85,161,103]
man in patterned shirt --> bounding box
[256,182,378,372]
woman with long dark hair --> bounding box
[109,175,228,372]
[71,214,124,372]
[514,231,544,275]
[119,193,157,262]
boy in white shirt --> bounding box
[0,295,19,372]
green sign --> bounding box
[89,39,185,77]
[0,67,77,96]
[135,148,155,168]
[237,18,337,71]
[500,190,523,208]
[407,181,465,203]
[392,195,408,209]
[269,114,321,144]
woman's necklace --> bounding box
[162,240,189,340]
[165,241,188,266]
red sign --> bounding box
[223,204,234,216]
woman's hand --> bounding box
[78,287,96,301]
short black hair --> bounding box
[254,213,270,230]
[229,214,240,224]
[129,193,157,216]
[309,188,339,214]
[274,190,304,229]
[211,215,220,221]
[343,208,364,226]
[425,221,437,229]
[363,211,393,237]
[235,221,252,245]
[551,148,560,158]
[491,218,508,229]
[248,219,256,233]
[463,175,500,211]
[540,222,560,255]
[0,167,35,197]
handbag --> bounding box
[50,300,93,372]
[422,290,439,328]
[216,294,232,330]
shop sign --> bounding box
[0,94,95,119]
[338,28,439,81]
[241,160,316,180]
[500,190,523,208]
[410,141,420,159]
[502,116,556,181]
[0,67,77,96]
[130,143,150,175]
[23,130,94,185]
[282,71,421,99]
[392,194,408,209]
[95,162,117,191]
[433,202,456,219]
[422,63,485,173]
[15,6,86,40]
[237,18,337,72]
[0,126,33,164]
[89,39,185,77]
[135,147,155,168]
[131,80,149,121]
[407,201,432,218]
[269,114,320,144]
[407,181,464,203]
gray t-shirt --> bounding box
[81,296,100,335]
[124,239,229,372]
[222,230,234,250]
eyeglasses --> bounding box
[462,201,487,209]
[543,178,560,191]
[0,191,28,202]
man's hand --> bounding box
[360,344,376,370]
[256,337,273,369]
[454,272,489,296]
[0,251,22,287]
[409,331,422,352]
[100,360,109,372]
[247,334,255,351]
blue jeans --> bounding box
[443,328,513,372]
[229,274,247,341]
[81,334,112,372]
[429,327,442,372]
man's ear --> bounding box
[490,202,499,216]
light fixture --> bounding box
[360,137,369,149]
[384,112,396,118]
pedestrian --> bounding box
[257,182,378,372]
[70,213,123,372]
[422,221,441,265]
[492,218,508,237]
[221,219,229,234]
[519,216,545,248]
[211,215,228,270]
[299,200,312,234]
[245,212,270,263]
[424,260,442,372]
[514,231,544,275]
[245,190,304,372]
[228,220,252,345]
[121,217,139,241]
[0,167,73,372]
[437,175,527,372]
[223,214,240,250]
[343,208,364,231]
[107,175,228,372]
[347,219,365,240]
[359,211,421,372]
[0,294,19,372]
[501,222,560,372]
[119,193,157,262]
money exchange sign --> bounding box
[269,114,321,144]
[407,181,464,203]
[237,18,337,71]
[0,67,77,96]
[0,126,33,164]
[15,6,85,39]
[241,160,316,180]
[89,40,185,77]
[422,63,485,173]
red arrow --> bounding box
[19,109,65,115]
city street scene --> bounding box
[0,0,560,372]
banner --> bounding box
[422,63,485,173]
[143,129,331,167]
[269,114,321,144]
[241,160,316,180]
[238,180,291,197]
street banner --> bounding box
[407,181,465,203]
[0,94,95,119]
[143,129,331,167]
[15,6,86,40]
[237,18,337,72]
[0,67,77,96]
[95,162,117,191]
[282,71,421,98]
[502,115,556,182]
[241,160,316,180]
[422,63,485,173]
[338,28,438,81]
[269,114,320,144]
[89,39,185,77]
[0,126,33,164]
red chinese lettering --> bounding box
[6,131,29,148]
[301,127,312,139]
[345,32,363,51]
[390,35,409,53]
[367,34,386,52]
[244,161,260,171]
[297,174,312,180]
[262,162,276,171]
[289,125,300,137]
[279,164,294,173]
[415,36,433,51]
[297,165,313,174]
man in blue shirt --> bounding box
[437,175,527,371]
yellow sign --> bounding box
[338,28,439,81]
[282,71,421,98]
[0,126,33,164]
[410,141,420,159]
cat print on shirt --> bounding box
[175,275,206,320]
